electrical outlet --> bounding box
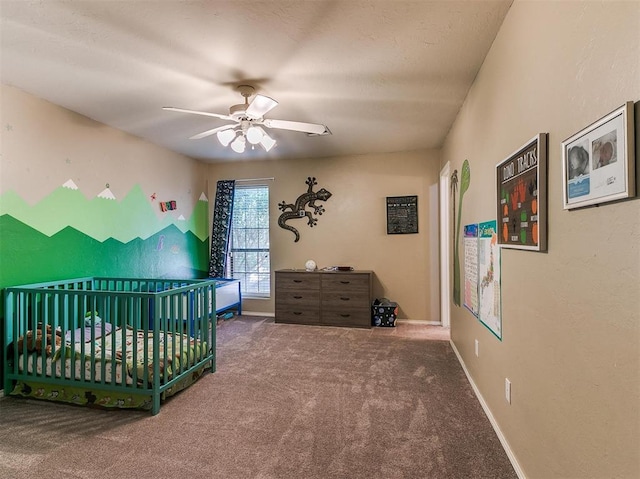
[505,378,511,404]
[475,339,479,357]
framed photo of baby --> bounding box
[562,101,635,209]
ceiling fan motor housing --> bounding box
[229,103,248,118]
[237,84,256,97]
[230,85,256,118]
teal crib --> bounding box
[3,277,218,415]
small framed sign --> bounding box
[386,195,418,234]
[496,133,548,251]
[562,102,635,209]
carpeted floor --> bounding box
[0,316,516,479]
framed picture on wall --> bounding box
[562,101,636,210]
[386,195,418,234]
[495,133,548,251]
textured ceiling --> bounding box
[0,1,512,163]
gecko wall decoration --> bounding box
[278,177,332,242]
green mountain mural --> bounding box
[0,184,210,243]
[0,215,209,289]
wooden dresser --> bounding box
[275,269,373,328]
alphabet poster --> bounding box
[463,223,479,317]
[478,220,502,340]
[463,221,502,339]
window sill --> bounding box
[242,294,271,300]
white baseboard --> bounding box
[240,315,443,324]
[240,315,442,324]
[241,311,275,317]
[396,319,443,326]
[449,339,526,479]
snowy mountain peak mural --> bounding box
[97,187,116,200]
[62,179,79,190]
[0,184,209,243]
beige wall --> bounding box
[208,150,441,321]
[441,1,639,478]
[0,84,207,212]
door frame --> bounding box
[439,162,451,329]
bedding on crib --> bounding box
[4,277,219,414]
[11,325,206,410]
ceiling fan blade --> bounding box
[245,94,278,120]
[262,119,331,136]
[163,107,233,121]
[189,124,236,140]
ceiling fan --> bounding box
[163,85,331,153]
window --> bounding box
[226,185,271,297]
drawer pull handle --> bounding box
[293,312,302,315]
[340,281,350,284]
[340,314,351,318]
[293,295,303,299]
[293,280,303,283]
[340,297,350,301]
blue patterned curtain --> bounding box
[208,180,236,278]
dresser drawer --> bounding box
[276,272,320,291]
[275,308,320,325]
[321,273,370,293]
[321,308,371,328]
[321,291,370,310]
[277,290,320,308]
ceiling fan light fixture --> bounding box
[260,132,276,152]
[217,128,236,147]
[165,86,330,155]
[246,125,264,144]
[230,135,246,153]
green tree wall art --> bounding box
[452,160,471,306]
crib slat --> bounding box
[143,293,150,387]
[152,295,161,415]
[130,294,139,388]
[176,292,182,376]
[19,293,28,380]
[115,296,122,388]
[167,294,174,379]
[36,294,42,379]
[119,294,127,390]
